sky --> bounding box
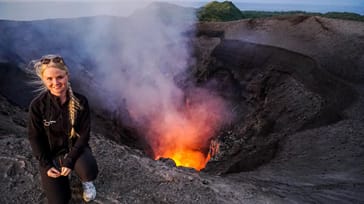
[0,0,363,20]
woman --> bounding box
[28,54,98,203]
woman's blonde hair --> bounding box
[33,54,83,139]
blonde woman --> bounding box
[28,54,98,203]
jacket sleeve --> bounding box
[28,101,53,170]
[62,96,91,169]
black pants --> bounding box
[40,147,98,204]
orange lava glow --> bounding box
[151,96,224,171]
[156,149,210,171]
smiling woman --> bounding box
[40,57,69,100]
[28,54,99,203]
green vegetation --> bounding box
[322,12,364,21]
[240,11,364,22]
[240,11,320,19]
[197,1,364,22]
[197,1,244,22]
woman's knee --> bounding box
[74,148,98,181]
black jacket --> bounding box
[28,91,91,170]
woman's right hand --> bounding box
[47,167,61,178]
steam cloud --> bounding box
[82,1,230,158]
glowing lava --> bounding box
[150,94,226,171]
[156,149,209,171]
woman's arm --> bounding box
[28,100,53,170]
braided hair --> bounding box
[67,82,82,139]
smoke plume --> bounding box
[82,1,230,165]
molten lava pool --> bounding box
[150,97,225,171]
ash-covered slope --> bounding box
[1,90,363,203]
[198,15,364,83]
[0,95,311,204]
[194,15,364,203]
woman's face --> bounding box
[42,67,69,97]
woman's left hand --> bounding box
[61,167,71,176]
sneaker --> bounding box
[82,181,96,202]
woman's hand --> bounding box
[47,167,71,177]
[47,167,61,178]
[61,167,71,176]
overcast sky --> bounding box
[0,0,361,3]
[0,0,362,20]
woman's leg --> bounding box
[73,147,98,202]
[40,167,71,204]
[73,147,98,182]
